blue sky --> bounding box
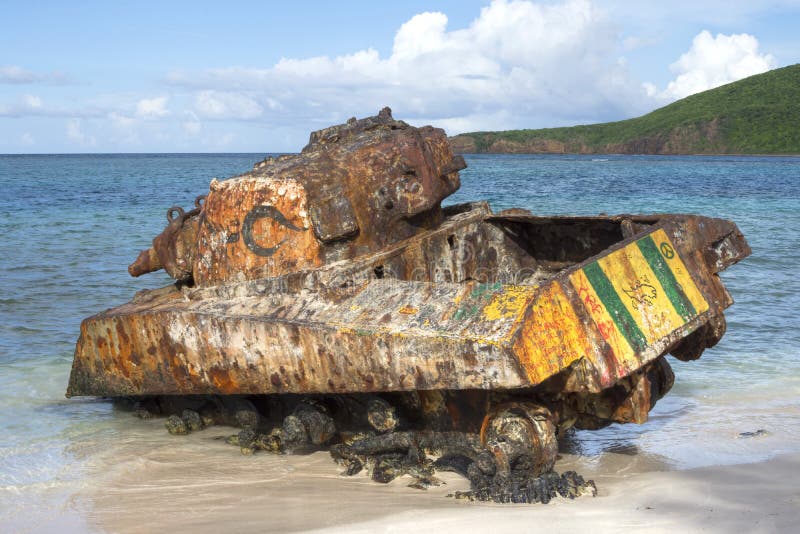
[2,0,799,153]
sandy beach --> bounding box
[67,423,799,534]
[310,454,800,533]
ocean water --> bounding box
[1,153,798,530]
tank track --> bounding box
[125,392,597,504]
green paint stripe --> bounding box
[636,236,697,321]
[583,262,650,354]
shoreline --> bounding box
[450,150,800,157]
[75,422,799,533]
[2,151,800,157]
[310,452,800,533]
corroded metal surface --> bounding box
[68,108,750,438]
[128,196,205,281]
[68,207,748,402]
[128,107,466,286]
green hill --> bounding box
[449,64,800,155]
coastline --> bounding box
[73,422,799,533]
[447,148,800,157]
[310,453,800,534]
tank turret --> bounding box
[128,107,466,286]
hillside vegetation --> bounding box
[449,64,800,155]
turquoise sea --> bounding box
[1,153,799,531]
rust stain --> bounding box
[209,367,238,393]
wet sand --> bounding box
[78,423,799,533]
[310,454,800,533]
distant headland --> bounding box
[449,64,800,155]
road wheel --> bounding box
[480,402,558,476]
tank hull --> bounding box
[68,204,749,407]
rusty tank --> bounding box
[67,108,751,501]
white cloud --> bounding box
[661,31,777,100]
[106,112,143,145]
[109,111,137,127]
[0,65,68,84]
[20,132,34,145]
[0,94,106,118]
[182,111,202,135]
[168,0,653,133]
[0,94,46,116]
[22,94,43,109]
[136,96,169,119]
[66,119,96,147]
[622,35,659,51]
[392,12,449,61]
[194,91,263,119]
[183,121,201,135]
[0,65,36,83]
[217,133,235,146]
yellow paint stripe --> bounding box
[482,285,537,321]
[596,244,686,343]
[650,229,709,314]
[569,269,638,369]
[512,283,591,384]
